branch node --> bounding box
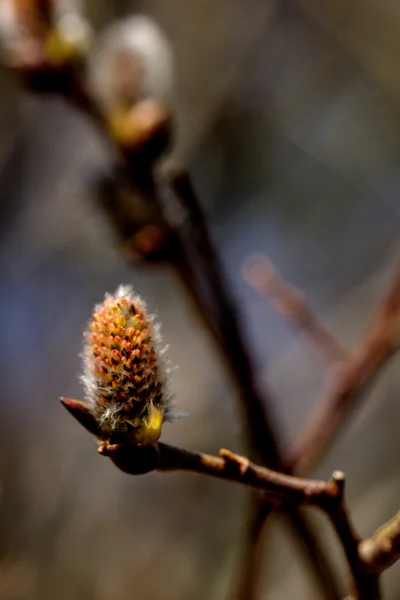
[220,448,250,475]
[331,470,346,493]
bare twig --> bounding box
[325,472,380,600]
[109,442,337,502]
[286,264,400,476]
[242,253,400,475]
[242,254,348,365]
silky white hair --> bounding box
[88,15,173,110]
[0,0,18,51]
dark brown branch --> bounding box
[97,438,338,511]
[161,444,331,502]
[103,440,380,599]
[242,253,347,365]
[325,472,380,600]
[286,264,400,476]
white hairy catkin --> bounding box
[88,15,173,112]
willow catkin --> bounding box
[81,285,170,445]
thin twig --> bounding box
[324,472,381,600]
[242,253,400,476]
[242,253,348,365]
[286,264,400,476]
[242,258,400,593]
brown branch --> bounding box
[61,396,379,599]
[323,472,380,600]
[286,263,400,476]
[161,444,333,502]
[242,253,347,365]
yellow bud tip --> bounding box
[142,407,163,445]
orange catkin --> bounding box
[81,286,169,444]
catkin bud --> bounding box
[0,0,23,57]
[88,15,173,113]
[45,1,92,64]
[81,285,169,445]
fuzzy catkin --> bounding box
[81,285,168,441]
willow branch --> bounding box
[100,442,380,599]
[103,441,338,501]
[242,254,348,365]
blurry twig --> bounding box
[287,263,400,475]
[242,255,400,595]
[242,254,400,475]
[242,254,348,365]
[359,512,400,574]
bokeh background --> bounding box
[1,0,400,598]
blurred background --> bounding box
[1,0,400,598]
